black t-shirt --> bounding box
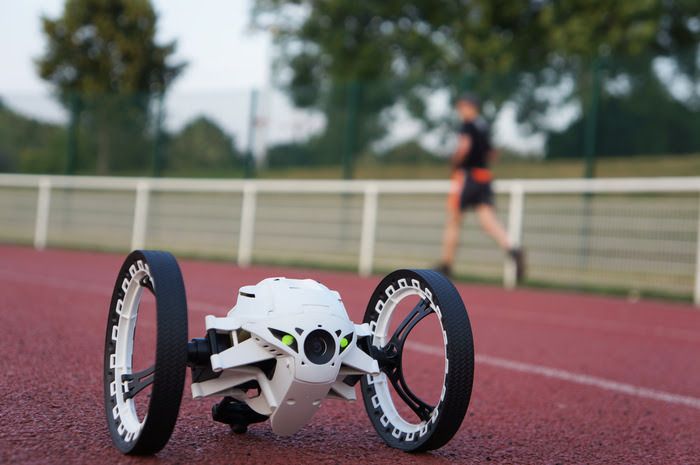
[458,118,492,170]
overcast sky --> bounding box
[0,0,271,93]
[0,0,312,153]
[0,1,544,155]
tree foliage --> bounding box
[36,0,184,173]
[0,99,65,173]
[548,61,700,157]
[0,98,245,176]
[168,117,243,172]
[253,0,700,158]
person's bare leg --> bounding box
[477,204,526,282]
[440,209,463,268]
[475,204,510,251]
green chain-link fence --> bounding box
[1,48,699,179]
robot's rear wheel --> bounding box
[103,250,188,455]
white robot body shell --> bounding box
[191,277,379,436]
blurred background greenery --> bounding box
[1,0,699,179]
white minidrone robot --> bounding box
[104,251,474,455]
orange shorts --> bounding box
[447,169,494,212]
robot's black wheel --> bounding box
[103,250,189,455]
[360,269,474,452]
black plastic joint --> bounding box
[187,337,211,366]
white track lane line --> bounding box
[3,268,700,410]
[407,341,700,410]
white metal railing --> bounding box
[1,173,699,304]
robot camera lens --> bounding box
[303,330,336,365]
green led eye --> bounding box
[281,334,295,346]
[339,337,349,349]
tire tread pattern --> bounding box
[360,269,474,452]
[103,250,189,455]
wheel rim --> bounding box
[104,250,188,455]
[362,269,474,452]
[108,259,153,442]
[366,276,447,440]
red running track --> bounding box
[1,245,699,464]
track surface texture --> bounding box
[1,245,699,465]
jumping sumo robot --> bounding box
[104,251,474,454]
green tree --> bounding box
[37,0,185,174]
[167,117,243,173]
[266,140,322,168]
[378,140,441,165]
[548,61,700,158]
[254,0,700,159]
[0,99,66,173]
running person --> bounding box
[436,94,525,281]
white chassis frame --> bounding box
[191,277,380,435]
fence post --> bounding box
[245,89,259,179]
[66,95,79,175]
[152,93,165,177]
[34,177,52,250]
[504,183,525,289]
[237,183,257,267]
[131,180,151,251]
[694,193,700,306]
[342,81,360,180]
[584,56,601,179]
[358,183,379,277]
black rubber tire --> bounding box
[360,269,474,452]
[103,250,189,455]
